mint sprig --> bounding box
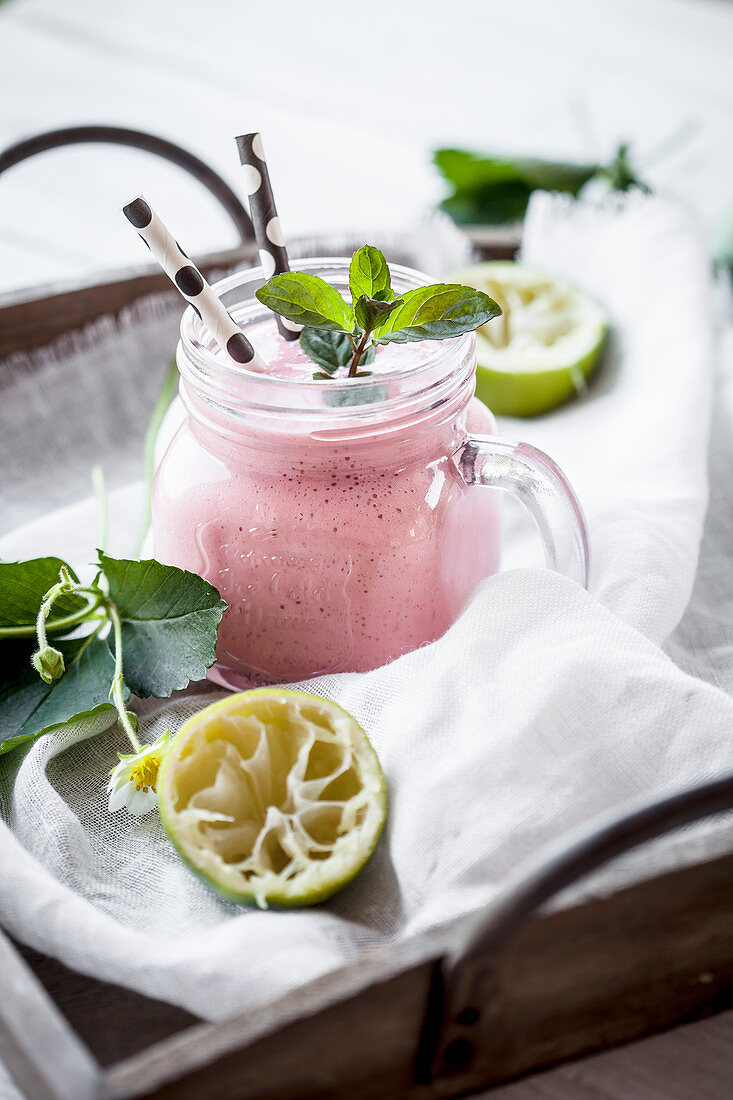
[0,553,226,758]
[433,143,650,227]
[255,244,501,378]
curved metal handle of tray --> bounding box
[0,124,254,246]
[417,770,733,1080]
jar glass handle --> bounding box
[457,435,590,588]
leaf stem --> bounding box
[36,579,76,652]
[106,602,141,752]
[349,329,373,377]
[1,594,103,639]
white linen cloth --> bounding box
[1,192,732,1027]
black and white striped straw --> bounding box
[122,195,268,372]
[235,133,300,341]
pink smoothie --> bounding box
[153,323,500,687]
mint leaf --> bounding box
[0,635,120,756]
[354,296,403,334]
[434,148,599,226]
[100,554,226,697]
[376,284,501,343]
[300,329,375,377]
[0,558,85,636]
[300,329,353,373]
[349,245,393,304]
[256,273,353,332]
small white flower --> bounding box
[107,730,170,816]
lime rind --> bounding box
[158,690,387,909]
[475,332,605,417]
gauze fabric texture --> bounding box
[2,192,732,1028]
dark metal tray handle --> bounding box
[0,125,254,247]
[417,771,733,1081]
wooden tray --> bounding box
[2,767,732,1100]
[2,128,732,1100]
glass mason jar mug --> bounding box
[153,260,589,689]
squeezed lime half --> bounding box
[158,690,387,909]
[451,261,608,417]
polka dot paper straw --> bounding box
[236,133,299,341]
[122,195,268,371]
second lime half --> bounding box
[452,261,608,417]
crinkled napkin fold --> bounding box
[1,191,728,1023]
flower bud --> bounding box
[32,646,65,684]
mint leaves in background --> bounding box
[433,143,649,226]
[256,243,501,377]
[0,554,226,757]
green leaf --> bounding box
[435,148,525,191]
[376,284,501,343]
[0,558,86,636]
[434,148,599,226]
[514,157,600,193]
[301,329,375,377]
[255,272,353,332]
[100,554,226,698]
[0,634,120,756]
[439,185,533,227]
[300,329,353,373]
[354,295,403,334]
[349,245,393,304]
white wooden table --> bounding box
[1,0,732,1096]
[0,0,731,293]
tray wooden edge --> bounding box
[100,848,733,1099]
[0,246,258,359]
[3,847,730,1100]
